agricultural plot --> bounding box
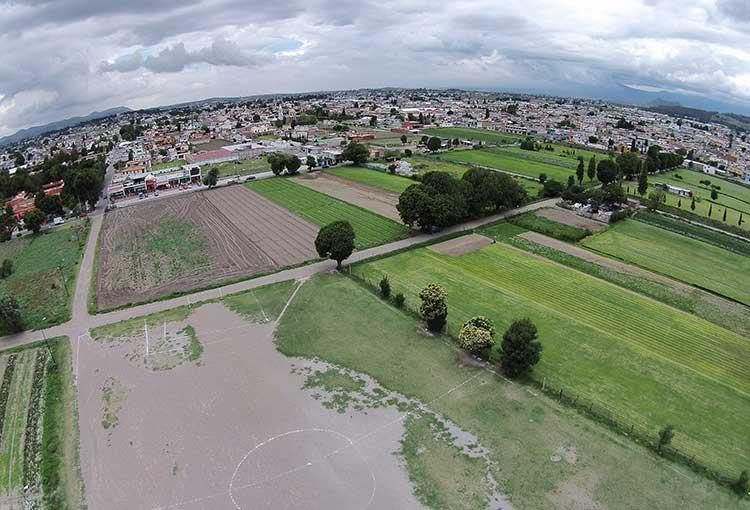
[0,338,84,509]
[247,178,409,248]
[292,171,402,221]
[444,149,580,183]
[96,185,317,310]
[78,280,426,510]
[206,157,269,178]
[583,219,750,305]
[352,243,750,477]
[421,127,525,144]
[0,221,88,333]
[275,274,748,510]
[651,169,750,215]
[507,209,600,242]
[324,165,415,193]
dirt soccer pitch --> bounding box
[76,281,424,510]
[96,186,318,310]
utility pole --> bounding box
[40,319,56,369]
[58,263,69,298]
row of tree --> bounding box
[397,169,527,230]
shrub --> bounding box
[419,283,447,332]
[499,318,542,378]
[379,275,391,298]
[609,209,630,223]
[458,316,496,353]
[0,259,12,279]
[657,424,675,453]
[733,470,749,497]
[393,292,405,309]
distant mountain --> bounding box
[645,104,750,132]
[0,106,131,147]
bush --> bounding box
[0,259,12,279]
[379,275,391,298]
[393,292,405,309]
[609,209,631,223]
[541,179,565,198]
[500,319,542,378]
[458,316,496,353]
[419,283,447,332]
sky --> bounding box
[0,0,749,136]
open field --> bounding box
[0,337,84,510]
[496,145,604,168]
[352,242,750,477]
[0,221,88,333]
[324,165,415,193]
[636,210,750,255]
[443,149,581,183]
[650,169,750,215]
[151,159,187,171]
[404,156,469,177]
[96,185,317,310]
[583,219,750,305]
[79,280,426,510]
[247,178,409,249]
[205,157,269,178]
[276,274,749,509]
[507,209,599,242]
[292,172,402,221]
[421,127,526,144]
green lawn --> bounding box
[151,159,187,171]
[496,145,604,168]
[421,127,526,145]
[583,219,750,305]
[352,243,750,477]
[205,158,269,178]
[324,166,415,193]
[276,274,749,510]
[506,210,591,242]
[0,221,89,333]
[442,149,582,183]
[651,169,750,214]
[246,178,409,249]
[404,157,469,178]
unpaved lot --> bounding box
[76,299,425,510]
[428,234,493,256]
[535,207,607,231]
[292,172,401,221]
[97,186,317,310]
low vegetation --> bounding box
[325,166,414,193]
[507,210,591,242]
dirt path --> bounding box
[535,207,607,231]
[292,172,402,221]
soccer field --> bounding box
[247,178,409,248]
[324,166,415,193]
[352,242,750,476]
[583,219,750,305]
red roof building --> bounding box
[8,179,65,218]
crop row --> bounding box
[0,354,18,448]
[22,349,48,491]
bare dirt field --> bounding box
[76,292,426,510]
[535,207,607,231]
[292,172,401,221]
[96,186,318,310]
[428,234,493,256]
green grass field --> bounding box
[496,145,604,168]
[421,127,526,144]
[206,158,269,178]
[443,149,581,183]
[151,159,187,171]
[0,221,89,333]
[404,156,469,177]
[651,169,750,215]
[583,219,750,305]
[324,166,415,193]
[0,337,84,508]
[352,243,750,476]
[275,274,749,509]
[506,210,591,242]
[246,178,409,249]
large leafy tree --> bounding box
[616,151,641,179]
[500,319,542,378]
[342,141,370,165]
[23,208,45,234]
[314,221,355,270]
[596,158,619,185]
[0,295,23,333]
[0,206,18,242]
[427,137,442,152]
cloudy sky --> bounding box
[0,0,749,136]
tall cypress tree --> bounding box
[587,156,597,181]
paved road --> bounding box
[0,197,558,351]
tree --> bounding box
[0,259,12,279]
[268,153,286,175]
[499,319,542,378]
[740,213,744,226]
[400,134,408,144]
[204,167,219,188]
[35,192,63,217]
[690,196,696,210]
[23,208,45,234]
[419,283,447,332]
[458,316,495,353]
[710,188,718,200]
[576,157,585,183]
[596,159,619,185]
[67,166,104,208]
[645,189,665,211]
[657,424,674,453]
[342,141,370,165]
[708,203,713,217]
[314,221,355,270]
[587,156,597,181]
[427,137,442,152]
[0,206,18,242]
[567,175,575,189]
[616,151,641,179]
[733,470,749,497]
[723,208,728,222]
[0,295,23,333]
[637,164,648,196]
[538,173,547,184]
[285,155,301,175]
[306,155,316,168]
[379,275,391,298]
[541,179,565,197]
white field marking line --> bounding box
[153,370,484,510]
[275,278,307,325]
[227,428,377,510]
[144,320,149,356]
[250,291,269,323]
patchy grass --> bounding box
[583,219,750,305]
[421,127,526,145]
[220,279,297,322]
[206,158,269,178]
[352,243,750,477]
[443,149,580,183]
[477,221,528,241]
[325,165,415,193]
[275,274,749,509]
[151,159,187,171]
[0,220,89,333]
[506,210,592,242]
[247,178,409,249]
